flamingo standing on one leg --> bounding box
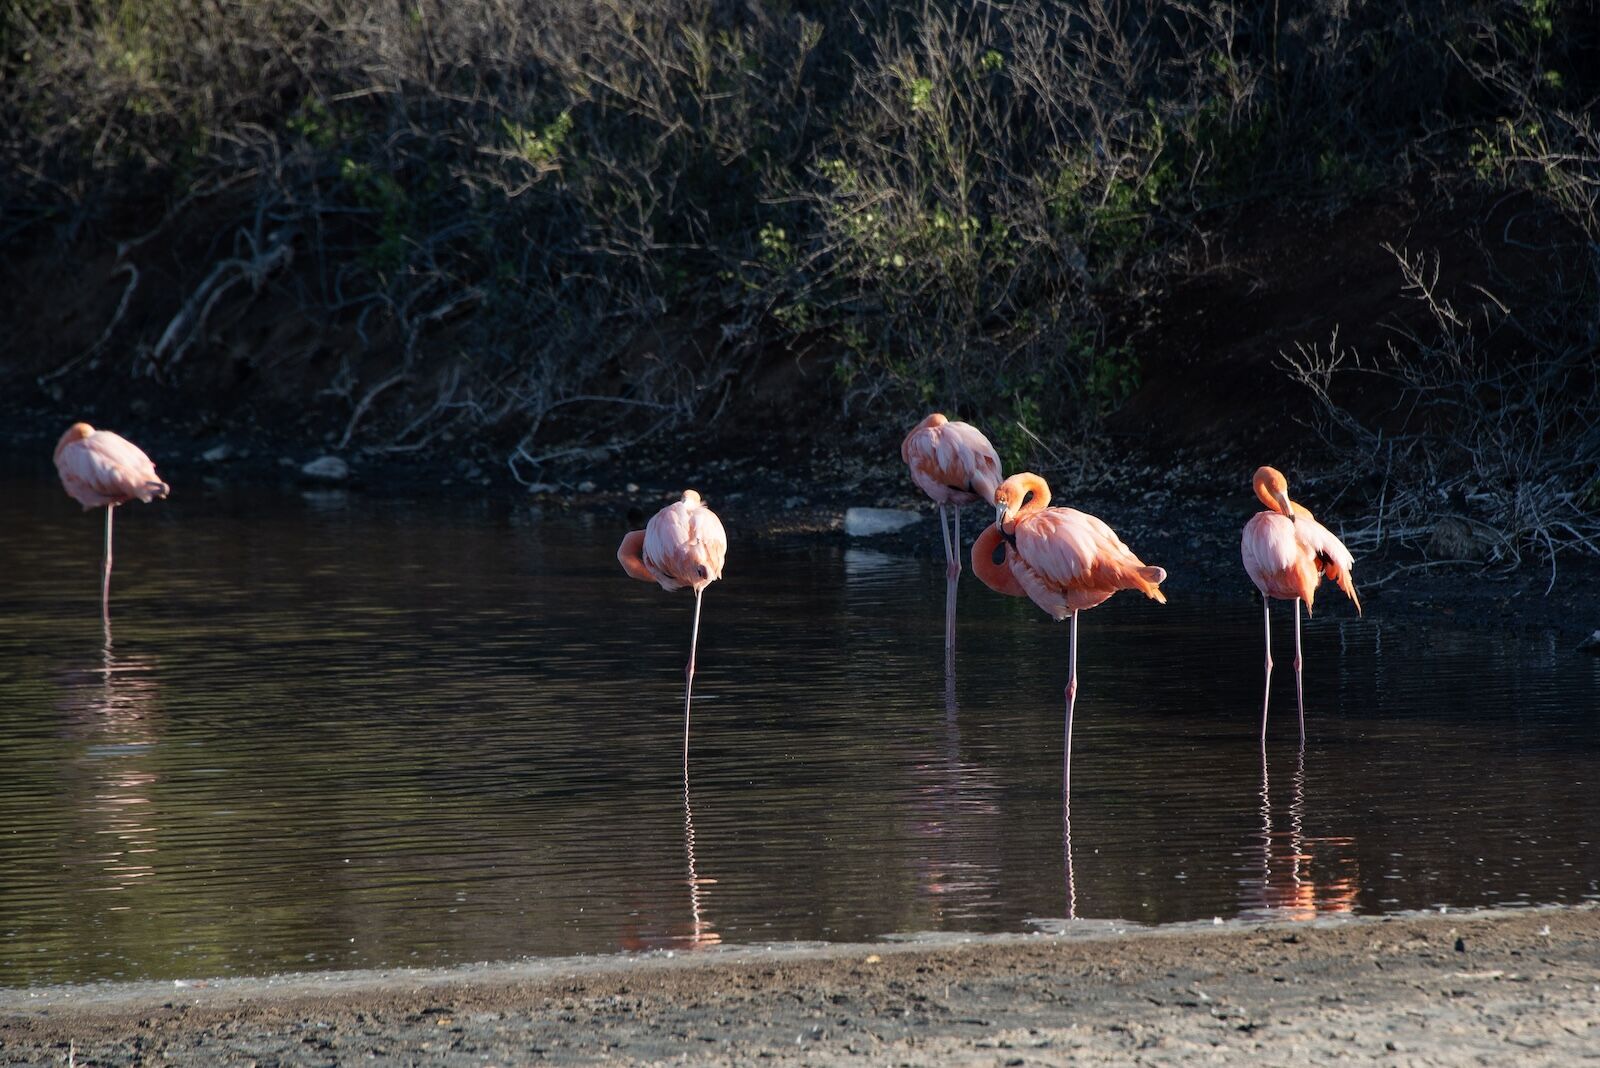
[618,490,727,769]
[972,473,1166,798]
[901,413,1003,657]
[54,423,171,623]
[1241,466,1362,746]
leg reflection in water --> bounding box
[1063,797,1078,920]
[1250,743,1359,920]
[682,767,719,948]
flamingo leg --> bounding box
[101,504,116,623]
[684,586,705,771]
[950,507,962,579]
[1260,593,1273,747]
[1293,597,1305,745]
[939,504,960,657]
[1064,609,1078,800]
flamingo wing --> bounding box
[937,421,1003,505]
[1294,512,1361,614]
[688,505,727,582]
[1014,508,1168,612]
[903,420,1001,505]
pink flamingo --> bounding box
[901,413,1003,653]
[54,423,170,621]
[1241,466,1362,745]
[973,473,1166,795]
[618,490,727,767]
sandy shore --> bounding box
[2,906,1596,1065]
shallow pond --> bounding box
[1,474,1596,986]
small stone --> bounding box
[300,455,349,482]
[844,507,921,537]
[201,444,233,463]
[524,483,558,494]
[626,482,640,493]
[1455,937,1467,953]
[577,480,597,493]
[1579,631,1600,654]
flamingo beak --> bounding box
[1276,491,1295,523]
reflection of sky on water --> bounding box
[0,474,1597,985]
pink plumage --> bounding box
[901,413,1002,507]
[619,490,726,592]
[1009,506,1168,616]
[54,423,170,509]
[1240,467,1360,616]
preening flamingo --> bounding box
[618,490,727,767]
[1241,466,1362,745]
[972,473,1166,796]
[53,423,170,621]
[901,413,1003,655]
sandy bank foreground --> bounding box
[2,907,1596,1066]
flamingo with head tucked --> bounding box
[54,423,170,622]
[972,473,1166,796]
[1241,466,1362,745]
[901,413,1003,655]
[619,490,727,767]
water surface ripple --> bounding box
[1,477,1596,986]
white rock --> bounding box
[577,480,597,492]
[1580,630,1600,654]
[844,507,921,537]
[201,444,233,463]
[300,455,349,481]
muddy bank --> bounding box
[2,907,1595,1065]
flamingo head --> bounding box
[993,472,1051,531]
[54,422,94,462]
[1252,466,1294,522]
[680,489,704,507]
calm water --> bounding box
[1,474,1596,987]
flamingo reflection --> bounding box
[60,633,164,897]
[906,674,1002,921]
[1247,746,1359,920]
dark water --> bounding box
[1,475,1596,987]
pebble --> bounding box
[1579,630,1600,654]
[577,480,597,493]
[201,444,233,463]
[300,456,350,482]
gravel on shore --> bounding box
[3,905,1596,1065]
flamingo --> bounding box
[901,413,1003,655]
[53,423,170,622]
[618,490,727,767]
[972,472,1166,796]
[1241,466,1362,745]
